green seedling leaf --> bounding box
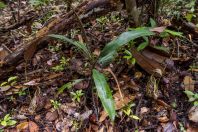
[137,36,149,51]
[58,79,83,94]
[4,114,11,121]
[48,34,92,60]
[154,46,169,52]
[130,115,140,120]
[8,76,18,83]
[164,29,183,37]
[1,120,7,126]
[150,18,157,27]
[137,42,148,51]
[99,28,154,66]
[92,69,116,121]
[0,82,7,87]
[0,2,6,9]
[0,114,17,127]
[7,120,17,126]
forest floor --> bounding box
[0,0,198,132]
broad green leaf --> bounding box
[98,28,154,66]
[0,2,6,9]
[165,29,183,37]
[48,34,92,60]
[150,18,157,27]
[92,69,116,121]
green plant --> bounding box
[98,28,154,66]
[184,90,198,106]
[48,45,61,52]
[92,69,116,121]
[0,2,6,9]
[122,103,140,120]
[0,114,17,127]
[50,100,61,109]
[48,35,92,60]
[123,50,136,65]
[0,76,18,87]
[58,79,83,95]
[49,27,155,122]
[29,0,51,7]
[70,90,84,102]
[17,89,27,96]
[52,57,69,72]
[179,122,186,132]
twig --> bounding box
[71,6,90,45]
[104,67,123,100]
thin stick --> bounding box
[105,67,123,100]
[71,6,89,45]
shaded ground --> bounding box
[0,0,198,131]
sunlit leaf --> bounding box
[92,69,116,121]
[8,76,18,83]
[130,115,140,120]
[98,28,154,66]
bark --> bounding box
[125,0,139,26]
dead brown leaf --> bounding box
[29,121,39,132]
[183,76,195,91]
[45,110,58,121]
[131,47,166,77]
[150,26,166,33]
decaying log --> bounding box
[0,0,118,78]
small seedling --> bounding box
[184,90,198,106]
[0,2,6,9]
[48,45,61,52]
[123,50,136,65]
[0,76,18,87]
[17,89,27,96]
[52,57,69,72]
[50,100,61,109]
[0,114,17,127]
[122,103,140,120]
[58,79,83,95]
[70,90,84,102]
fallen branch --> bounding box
[0,0,118,78]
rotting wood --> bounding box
[0,0,118,78]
